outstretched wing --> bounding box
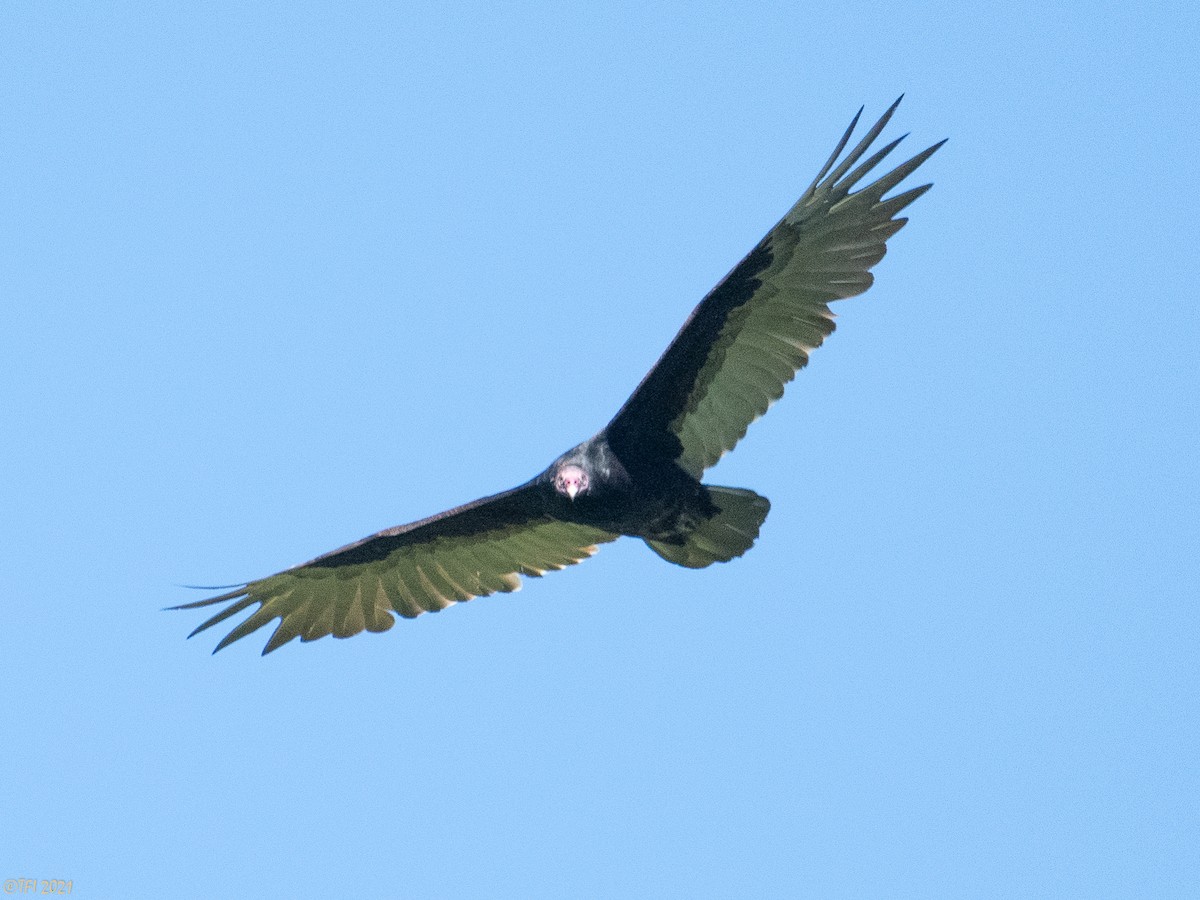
[171,483,617,654]
[604,97,944,477]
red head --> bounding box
[553,464,589,500]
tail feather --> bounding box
[645,486,770,569]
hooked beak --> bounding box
[566,484,579,501]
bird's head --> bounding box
[553,464,590,501]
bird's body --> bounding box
[546,435,711,542]
[174,98,944,654]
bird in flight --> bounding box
[174,98,943,655]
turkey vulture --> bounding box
[174,98,943,654]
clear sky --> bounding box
[3,1,1197,897]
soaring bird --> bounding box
[174,98,943,655]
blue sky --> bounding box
[3,1,1197,897]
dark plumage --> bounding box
[173,98,944,654]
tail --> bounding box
[645,486,770,569]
